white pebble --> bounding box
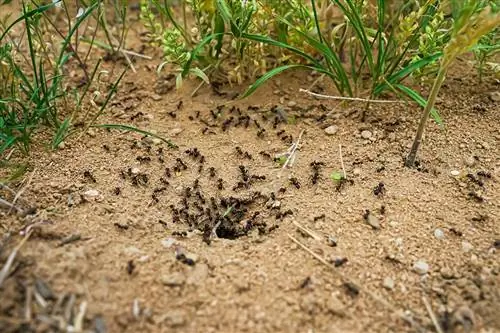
[324,125,339,135]
[450,170,460,176]
[434,228,445,240]
[412,260,429,275]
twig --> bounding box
[292,221,322,241]
[300,88,402,104]
[283,129,305,169]
[0,230,32,287]
[74,301,87,332]
[339,144,347,179]
[423,296,444,333]
[287,233,425,332]
[58,234,82,247]
[9,168,36,215]
[0,197,22,214]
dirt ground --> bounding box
[1,5,500,333]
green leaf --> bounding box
[240,64,304,99]
[93,124,177,148]
[394,84,443,125]
[330,171,344,182]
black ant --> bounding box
[278,187,286,194]
[209,167,216,178]
[167,111,176,118]
[176,100,183,110]
[210,109,218,120]
[165,167,171,178]
[113,187,121,195]
[310,161,324,185]
[239,165,249,181]
[159,177,169,185]
[313,214,325,222]
[257,129,265,137]
[176,158,188,170]
[373,182,385,197]
[290,177,301,189]
[259,151,271,159]
[273,117,280,129]
[217,178,224,190]
[83,170,97,183]
[477,171,491,178]
[276,129,285,137]
[130,112,143,121]
[222,117,234,131]
[202,127,209,135]
[136,156,151,163]
[254,119,261,129]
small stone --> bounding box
[87,128,96,137]
[130,167,140,175]
[361,130,372,139]
[324,125,339,135]
[434,228,445,240]
[462,241,473,253]
[170,128,183,136]
[364,212,380,229]
[382,277,395,290]
[287,101,297,107]
[412,260,429,275]
[440,267,454,279]
[326,236,337,247]
[271,200,281,209]
[161,238,176,248]
[165,310,186,327]
[488,91,500,102]
[161,272,185,287]
[58,142,66,149]
[464,156,476,167]
[83,189,101,201]
[450,170,460,176]
[352,168,361,176]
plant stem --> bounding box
[405,65,448,167]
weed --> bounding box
[406,1,499,167]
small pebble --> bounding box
[326,236,338,247]
[150,93,162,101]
[130,167,140,175]
[170,128,183,136]
[412,260,429,275]
[361,130,372,139]
[462,241,473,253]
[488,91,500,102]
[382,277,395,290]
[440,267,455,279]
[161,272,185,286]
[434,228,445,240]
[464,156,476,167]
[83,189,101,201]
[450,170,460,176]
[324,125,339,135]
[364,212,380,229]
[287,101,297,107]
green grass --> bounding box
[0,1,173,178]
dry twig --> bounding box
[0,231,32,287]
[300,88,403,104]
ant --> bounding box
[257,129,265,137]
[113,187,121,195]
[239,165,249,181]
[176,158,188,170]
[259,151,271,159]
[373,182,385,197]
[217,178,224,190]
[310,161,324,185]
[202,127,209,135]
[176,100,183,110]
[136,156,151,163]
[276,130,285,137]
[83,170,97,183]
[167,111,176,118]
[290,177,301,189]
[222,117,234,131]
[313,214,325,222]
[165,167,171,178]
[159,177,169,185]
[208,167,216,178]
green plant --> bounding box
[405,1,500,167]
